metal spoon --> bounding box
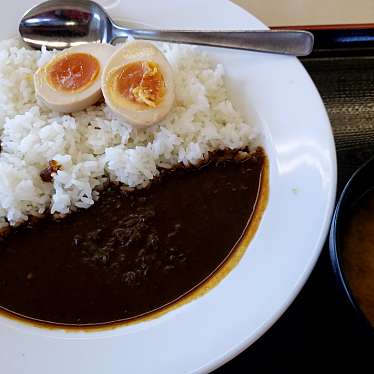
[19,0,314,56]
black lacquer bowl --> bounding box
[330,157,374,336]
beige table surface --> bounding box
[232,0,374,27]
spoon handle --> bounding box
[112,28,314,56]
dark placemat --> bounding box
[215,55,374,373]
[306,55,374,188]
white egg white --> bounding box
[34,43,115,113]
[101,40,175,128]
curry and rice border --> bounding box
[0,153,268,331]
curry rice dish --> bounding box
[0,38,267,325]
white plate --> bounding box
[0,1,336,373]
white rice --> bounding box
[0,38,258,228]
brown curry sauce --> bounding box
[0,148,266,326]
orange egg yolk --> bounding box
[47,52,100,92]
[112,61,165,108]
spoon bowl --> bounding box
[19,0,115,49]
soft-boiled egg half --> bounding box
[34,43,114,113]
[101,41,175,128]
